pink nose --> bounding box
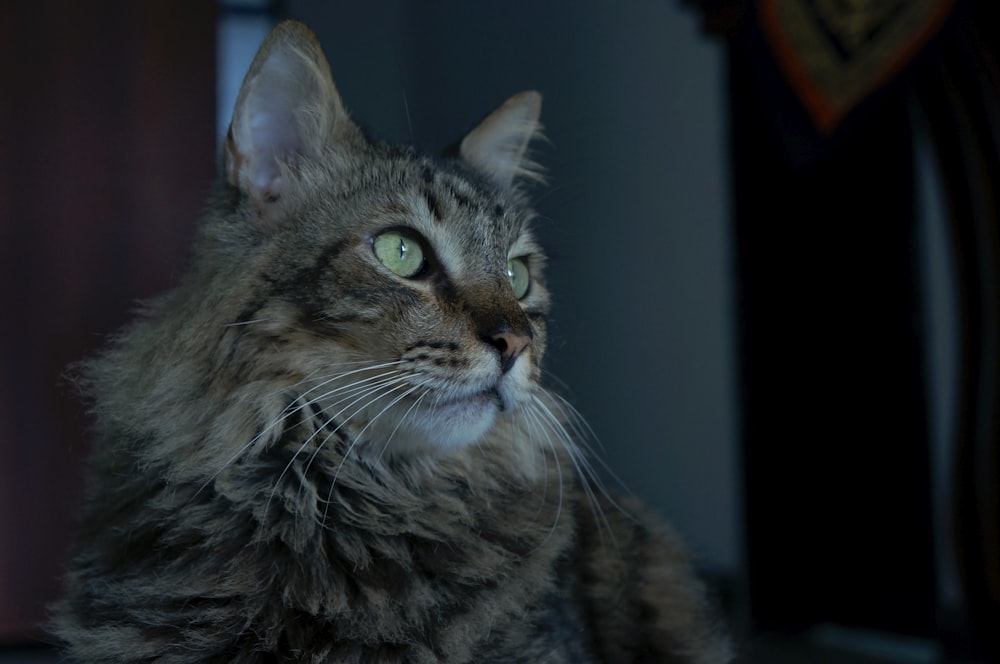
[484,329,532,373]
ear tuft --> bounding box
[224,20,354,221]
[459,91,545,189]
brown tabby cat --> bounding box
[52,20,731,663]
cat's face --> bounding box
[211,22,550,457]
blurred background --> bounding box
[1,1,998,662]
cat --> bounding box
[52,19,731,664]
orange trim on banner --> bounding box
[757,0,957,134]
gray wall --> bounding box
[277,1,739,573]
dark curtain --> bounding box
[729,48,936,639]
[0,1,216,640]
[688,0,1000,660]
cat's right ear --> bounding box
[460,91,545,189]
[224,20,355,223]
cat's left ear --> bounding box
[460,91,545,189]
[224,20,358,222]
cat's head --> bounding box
[199,21,552,458]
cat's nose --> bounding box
[481,328,532,374]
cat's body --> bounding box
[53,21,730,663]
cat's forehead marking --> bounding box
[417,168,486,220]
[422,188,444,223]
[392,162,506,230]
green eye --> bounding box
[507,257,530,299]
[373,229,425,278]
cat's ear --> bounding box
[224,20,355,220]
[460,91,545,189]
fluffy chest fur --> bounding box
[72,434,588,661]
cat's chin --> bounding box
[365,389,505,456]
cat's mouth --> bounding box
[358,383,508,455]
[435,386,503,411]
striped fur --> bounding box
[52,20,730,663]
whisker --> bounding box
[319,378,430,525]
[194,361,407,502]
[294,373,414,478]
[310,379,428,527]
[545,391,607,455]
[255,360,406,406]
[284,360,408,403]
[540,392,635,500]
[275,375,418,524]
[529,394,621,548]
[276,365,414,440]
[223,318,273,327]
[521,403,565,549]
[373,383,433,465]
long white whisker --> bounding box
[193,366,408,501]
[373,383,433,465]
[264,372,413,514]
[256,360,406,404]
[297,374,415,476]
[223,318,272,327]
[541,393,634,498]
[521,402,564,548]
[285,376,419,523]
[530,394,622,547]
[546,391,606,455]
[319,378,430,526]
